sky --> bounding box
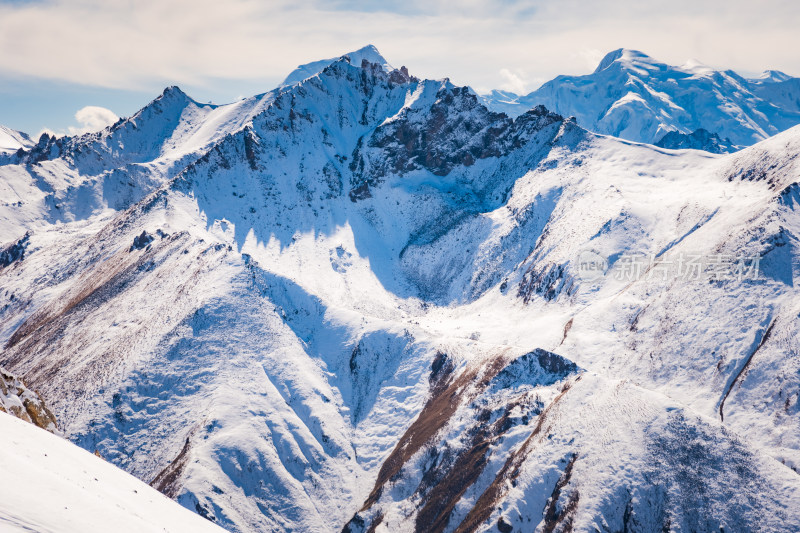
[1,0,798,136]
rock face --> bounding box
[482,48,800,147]
[0,232,30,267]
[655,128,736,153]
[2,47,800,532]
[0,367,59,433]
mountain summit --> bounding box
[592,48,656,73]
[281,44,393,86]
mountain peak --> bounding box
[159,85,191,102]
[593,48,656,73]
[281,44,392,86]
[343,44,391,70]
[750,69,792,83]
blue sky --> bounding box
[1,0,798,136]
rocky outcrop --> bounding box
[0,367,59,433]
[363,95,564,179]
[0,232,30,268]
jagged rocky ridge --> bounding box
[1,48,800,532]
[655,128,736,154]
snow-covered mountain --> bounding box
[2,48,800,532]
[0,125,33,154]
[748,69,793,84]
[482,48,800,148]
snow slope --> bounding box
[482,48,800,147]
[0,125,33,154]
[0,411,226,533]
[2,48,800,532]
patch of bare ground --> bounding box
[559,318,573,346]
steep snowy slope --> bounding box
[347,365,800,532]
[482,49,800,147]
[0,125,32,154]
[2,49,800,532]
[0,411,226,532]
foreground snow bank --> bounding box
[0,412,225,533]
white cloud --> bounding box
[67,106,119,136]
[0,0,797,95]
[498,68,529,94]
[575,48,606,72]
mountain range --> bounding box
[481,48,800,147]
[2,46,800,532]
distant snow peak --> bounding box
[680,58,716,76]
[161,85,190,100]
[749,69,793,84]
[342,43,392,72]
[281,44,395,86]
[593,48,655,73]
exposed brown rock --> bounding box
[348,350,579,533]
[0,367,59,433]
[541,453,579,533]
[151,436,192,499]
[560,318,573,345]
